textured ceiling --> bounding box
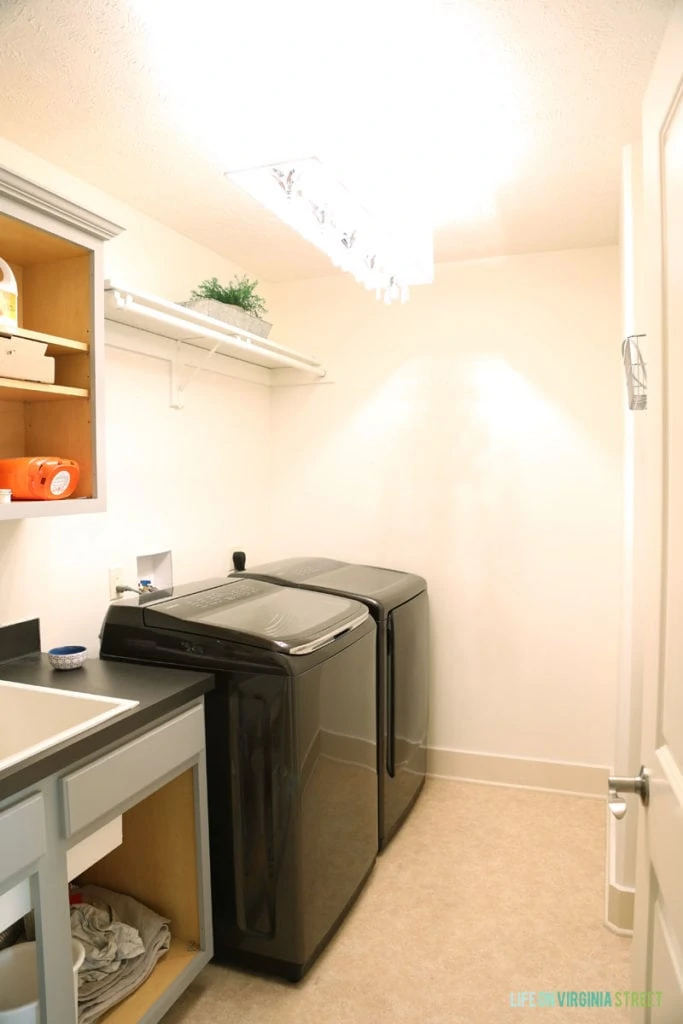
[0,0,674,281]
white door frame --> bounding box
[632,2,683,1017]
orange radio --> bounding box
[0,457,80,500]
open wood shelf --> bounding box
[1,325,89,356]
[78,769,205,1024]
[0,377,88,401]
[98,939,200,1024]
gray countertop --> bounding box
[0,654,214,802]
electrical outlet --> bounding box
[108,567,124,601]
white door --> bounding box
[631,3,683,1020]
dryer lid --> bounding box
[142,577,368,654]
[239,557,426,611]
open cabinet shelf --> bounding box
[98,940,200,1024]
[1,324,90,357]
[77,768,206,1024]
[0,378,88,401]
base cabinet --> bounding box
[0,698,212,1024]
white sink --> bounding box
[0,679,138,772]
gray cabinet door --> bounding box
[0,792,45,890]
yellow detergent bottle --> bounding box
[0,257,18,331]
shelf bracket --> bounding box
[170,341,183,409]
[170,340,222,409]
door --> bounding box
[632,4,683,1018]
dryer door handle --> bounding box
[386,614,395,778]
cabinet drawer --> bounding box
[62,704,205,837]
[0,793,46,890]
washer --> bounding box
[100,576,377,980]
[233,558,429,849]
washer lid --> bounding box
[142,577,368,654]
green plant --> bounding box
[190,275,268,318]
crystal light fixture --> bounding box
[228,158,429,304]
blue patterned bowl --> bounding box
[47,645,87,670]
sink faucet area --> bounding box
[0,679,138,772]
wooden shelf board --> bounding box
[95,939,200,1024]
[0,377,88,401]
[0,325,89,356]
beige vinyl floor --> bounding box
[162,779,631,1024]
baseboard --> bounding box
[605,883,635,934]
[427,747,609,798]
[604,812,635,934]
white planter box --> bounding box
[181,297,272,339]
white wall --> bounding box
[0,137,624,772]
[0,138,271,652]
[263,246,623,767]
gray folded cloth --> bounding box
[74,885,171,1024]
[71,900,144,982]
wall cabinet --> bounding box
[0,699,212,1024]
[0,167,122,519]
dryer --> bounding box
[100,576,377,979]
[233,559,429,849]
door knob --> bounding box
[607,765,649,819]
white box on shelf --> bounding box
[0,336,55,383]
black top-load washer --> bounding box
[232,558,429,849]
[100,576,378,980]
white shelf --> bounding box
[0,497,103,521]
[104,281,326,404]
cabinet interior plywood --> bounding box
[22,254,92,344]
[26,398,93,498]
[97,940,199,1024]
[53,352,90,390]
[0,213,84,264]
[0,400,26,456]
[0,379,88,401]
[82,768,200,945]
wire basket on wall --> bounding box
[622,334,647,411]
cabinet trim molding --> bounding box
[0,165,123,241]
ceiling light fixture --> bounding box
[228,158,431,304]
